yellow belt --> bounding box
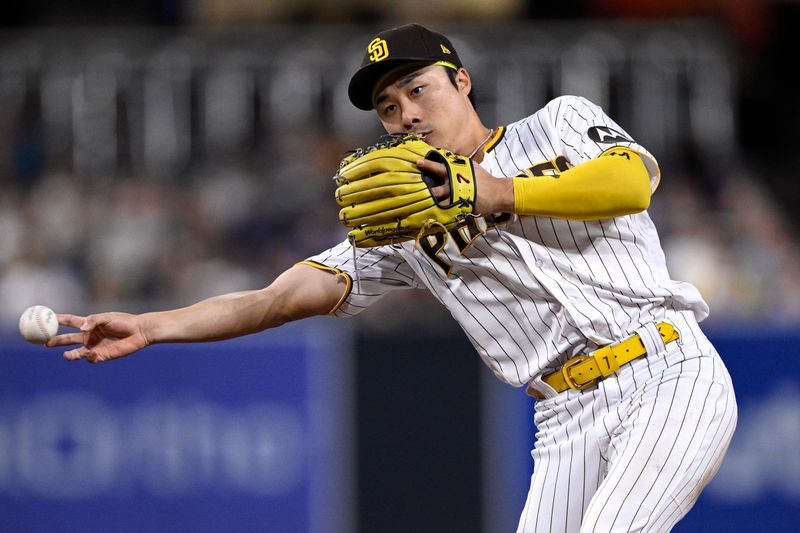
[528,322,680,399]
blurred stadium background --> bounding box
[1,1,799,532]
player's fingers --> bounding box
[46,333,85,347]
[416,158,447,178]
[87,349,115,365]
[64,346,90,361]
[417,159,450,202]
[431,183,451,202]
[58,313,86,329]
[80,314,105,332]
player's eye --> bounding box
[410,85,424,96]
[381,104,397,116]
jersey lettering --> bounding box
[450,215,483,253]
[487,212,512,224]
[416,216,485,275]
[516,155,571,178]
[416,228,452,275]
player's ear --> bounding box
[455,68,472,96]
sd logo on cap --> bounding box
[348,23,463,110]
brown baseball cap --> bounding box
[348,23,463,111]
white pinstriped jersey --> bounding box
[307,95,710,387]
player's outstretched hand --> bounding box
[46,313,150,364]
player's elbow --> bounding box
[601,180,649,218]
[607,157,652,216]
[258,284,303,329]
[260,264,347,328]
[598,148,653,216]
[626,178,651,213]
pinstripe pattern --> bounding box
[308,95,737,530]
[308,95,708,387]
[516,312,737,532]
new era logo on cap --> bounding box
[348,23,463,110]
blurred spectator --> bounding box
[588,0,773,56]
[186,0,524,24]
[0,197,86,325]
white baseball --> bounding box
[19,305,59,344]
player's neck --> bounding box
[468,125,493,163]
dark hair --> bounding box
[445,67,477,110]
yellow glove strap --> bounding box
[512,148,652,220]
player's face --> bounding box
[373,65,475,154]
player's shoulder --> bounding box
[543,95,603,122]
[506,95,602,130]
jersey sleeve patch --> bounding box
[587,125,633,144]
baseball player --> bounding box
[48,23,737,532]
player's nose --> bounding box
[401,105,423,131]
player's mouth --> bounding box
[415,130,432,141]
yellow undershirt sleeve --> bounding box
[512,147,652,220]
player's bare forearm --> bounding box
[143,264,344,344]
[47,264,346,363]
[140,290,276,345]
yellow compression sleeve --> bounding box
[512,148,653,220]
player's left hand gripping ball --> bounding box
[334,134,477,247]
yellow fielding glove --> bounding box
[334,134,477,247]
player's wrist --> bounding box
[489,177,515,214]
[137,312,161,345]
[474,171,514,215]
